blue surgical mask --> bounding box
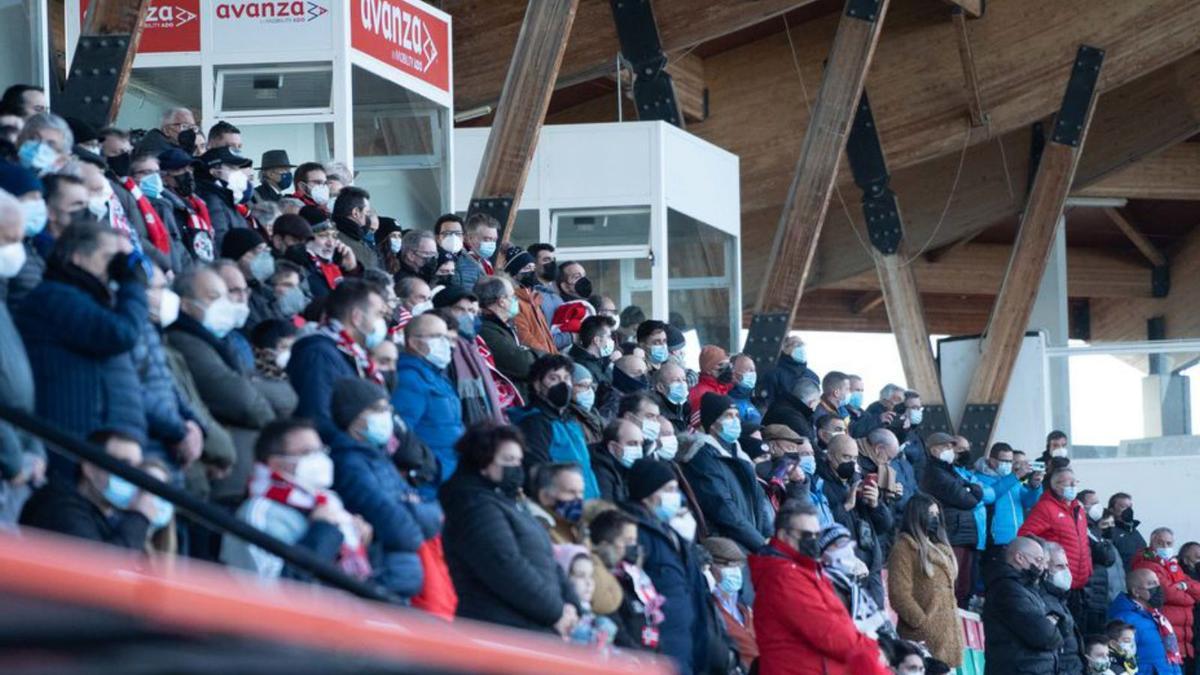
[277,171,293,191]
[598,337,615,358]
[389,237,403,254]
[508,295,520,319]
[908,408,924,425]
[139,172,164,199]
[478,240,497,258]
[649,344,669,365]
[718,417,742,443]
[847,391,863,408]
[1157,546,1175,560]
[666,381,688,405]
[718,566,743,594]
[739,371,757,391]
[654,490,682,522]
[1061,486,1077,501]
[21,199,47,237]
[791,345,807,364]
[363,411,394,446]
[102,474,138,510]
[151,496,174,530]
[575,387,595,411]
[365,317,387,349]
[996,461,1013,476]
[799,455,817,475]
[18,140,59,175]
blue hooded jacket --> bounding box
[1108,592,1182,675]
[391,352,464,485]
[508,397,600,499]
[973,457,1042,547]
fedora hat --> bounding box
[258,149,295,170]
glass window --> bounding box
[665,208,738,350]
[117,67,202,132]
[668,208,728,278]
[217,63,333,114]
[0,1,43,94]
[239,122,334,172]
[554,209,650,248]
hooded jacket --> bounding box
[983,561,1064,675]
[749,537,888,675]
[391,352,465,486]
[973,456,1042,546]
[679,434,772,552]
[1020,491,1093,590]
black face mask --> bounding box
[836,460,857,482]
[418,256,438,280]
[1147,585,1165,609]
[795,535,820,559]
[1121,507,1135,523]
[516,271,538,289]
[68,208,98,227]
[572,276,592,300]
[1020,565,1046,587]
[716,364,734,385]
[540,260,557,281]
[107,151,132,178]
[925,516,941,537]
[496,465,524,498]
[622,543,642,565]
[381,370,397,393]
[545,381,571,409]
[172,172,195,197]
[954,451,971,467]
[434,273,454,288]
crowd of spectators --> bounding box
[2,84,1199,675]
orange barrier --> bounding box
[0,529,676,675]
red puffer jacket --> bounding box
[1132,549,1200,658]
[1019,492,1092,589]
[748,538,889,675]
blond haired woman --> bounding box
[887,493,963,666]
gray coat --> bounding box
[0,280,45,481]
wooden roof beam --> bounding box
[1102,208,1167,268]
[851,290,885,314]
[467,0,581,259]
[756,0,891,321]
[1074,143,1200,201]
[945,0,984,18]
[962,45,1105,452]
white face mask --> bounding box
[938,449,956,464]
[656,435,679,461]
[1088,503,1104,521]
[156,288,181,327]
[230,301,251,329]
[274,349,292,370]
[201,296,239,338]
[0,242,27,279]
[1049,568,1072,591]
[424,335,452,369]
[1050,447,1068,458]
[411,300,433,316]
[670,509,698,542]
[309,184,331,206]
[292,451,333,492]
[225,170,249,195]
[641,418,661,443]
[440,233,463,254]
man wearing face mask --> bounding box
[222,418,360,582]
[588,508,666,652]
[1040,540,1087,674]
[0,164,54,307]
[392,229,438,284]
[749,501,889,675]
[331,186,379,272]
[702,536,759,671]
[1043,430,1071,465]
[434,214,482,290]
[16,112,72,178]
[508,354,600,499]
[620,459,712,672]
[331,378,442,601]
[16,223,149,483]
[919,432,984,606]
[565,363,605,445]
[1078,490,1125,638]
[463,212,498,279]
[543,260,589,351]
[127,152,189,274]
[291,162,332,215]
[168,265,276,504]
[1108,493,1148,571]
[391,314,464,489]
[194,146,252,250]
[428,291,507,426]
[729,354,762,426]
[253,150,294,204]
[679,393,771,553]
[1132,527,1200,667]
[475,275,539,401]
[612,354,650,396]
[568,314,616,412]
[636,319,671,376]
[760,334,819,411]
[284,219,362,300]
[763,375,821,448]
[157,148,215,266]
[813,370,851,428]
[133,256,204,479]
[20,430,161,549]
[1110,569,1184,675]
[591,419,642,503]
[817,434,893,608]
[651,361,692,433]
[1022,467,1094,624]
[974,442,1043,574]
[983,536,1065,674]
[818,524,896,642]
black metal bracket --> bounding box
[846,91,903,255]
[742,313,791,377]
[1051,45,1105,147]
[1152,265,1170,298]
[920,404,955,437]
[53,34,134,130]
[1027,121,1046,196]
[845,0,884,21]
[610,0,683,127]
[958,403,999,458]
[466,197,513,250]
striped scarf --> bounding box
[317,319,384,386]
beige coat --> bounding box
[887,533,964,666]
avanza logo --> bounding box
[145,4,197,28]
[359,0,439,73]
[216,1,328,23]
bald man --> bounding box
[612,354,649,395]
[392,313,463,486]
[982,536,1063,674]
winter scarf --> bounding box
[316,319,384,386]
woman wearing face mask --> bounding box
[886,494,963,668]
[373,217,405,276]
[329,378,443,604]
[439,423,581,635]
[566,363,605,445]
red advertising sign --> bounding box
[80,0,200,53]
[352,0,450,95]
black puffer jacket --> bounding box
[1110,515,1147,570]
[982,563,1064,675]
[920,457,983,548]
[761,391,817,446]
[1039,581,1084,675]
[438,470,577,632]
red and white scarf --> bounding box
[120,177,171,253]
[474,334,523,408]
[308,250,343,291]
[317,319,384,386]
[246,463,372,580]
[467,249,494,276]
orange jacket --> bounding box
[512,287,556,355]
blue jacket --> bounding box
[973,458,1042,547]
[132,321,199,468]
[1109,592,1182,675]
[332,438,439,600]
[954,465,996,551]
[391,352,464,485]
[287,333,359,448]
[729,383,763,425]
[620,501,710,673]
[16,276,147,481]
[508,397,600,499]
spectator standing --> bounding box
[982,537,1064,675]
[438,424,579,635]
[509,354,600,499]
[1080,489,1126,637]
[16,223,147,482]
[391,314,464,487]
[1179,542,1200,674]
[619,459,710,672]
[759,334,819,410]
[762,376,820,446]
[818,524,895,641]
[919,431,983,606]
[1022,466,1093,621]
[1106,620,1139,675]
[859,427,916,529]
[1132,528,1200,667]
[975,442,1043,569]
[1109,569,1184,675]
[1109,493,1148,571]
[749,501,888,675]
[887,494,963,668]
[1042,541,1086,675]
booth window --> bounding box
[666,208,738,350]
[216,63,333,116]
[554,209,650,249]
[116,67,202,134]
